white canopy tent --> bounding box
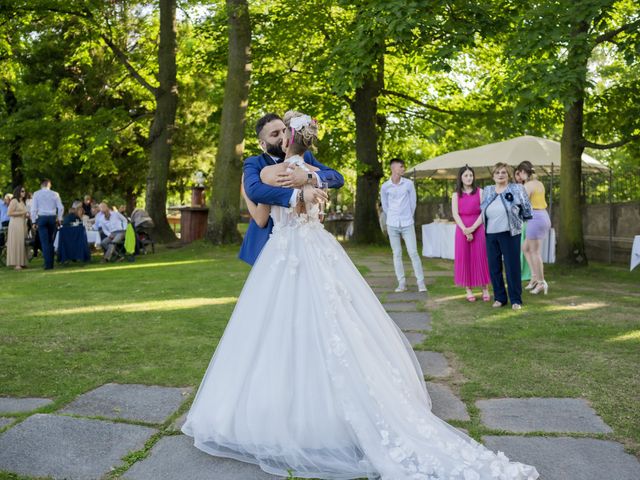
[405,135,609,179]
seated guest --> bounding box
[82,195,94,218]
[63,201,84,227]
[97,202,128,261]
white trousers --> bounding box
[387,224,424,285]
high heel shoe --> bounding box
[530,280,548,295]
[524,280,538,290]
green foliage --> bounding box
[0,0,638,210]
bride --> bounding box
[182,111,539,480]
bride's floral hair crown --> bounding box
[283,110,318,152]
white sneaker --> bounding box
[418,282,427,293]
[395,284,407,293]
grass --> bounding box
[417,257,640,456]
[0,241,638,480]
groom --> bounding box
[239,113,344,265]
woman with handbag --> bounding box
[481,163,533,310]
[515,161,551,295]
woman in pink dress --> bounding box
[451,166,491,301]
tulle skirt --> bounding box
[183,219,539,480]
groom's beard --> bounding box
[265,141,286,160]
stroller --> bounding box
[130,208,155,254]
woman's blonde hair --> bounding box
[283,110,318,154]
[492,162,513,181]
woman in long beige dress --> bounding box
[7,185,28,270]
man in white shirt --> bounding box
[97,203,128,261]
[380,158,426,292]
[31,178,64,270]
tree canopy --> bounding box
[1,0,638,261]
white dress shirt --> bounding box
[30,188,64,221]
[100,211,128,236]
[380,177,417,228]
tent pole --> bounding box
[609,168,613,264]
[548,163,554,263]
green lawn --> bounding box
[417,257,640,457]
[0,241,638,474]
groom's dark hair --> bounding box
[255,113,282,138]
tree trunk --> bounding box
[144,0,178,243]
[351,54,385,244]
[558,100,588,265]
[3,86,23,189]
[206,0,251,244]
[558,23,589,265]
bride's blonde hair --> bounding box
[283,110,318,154]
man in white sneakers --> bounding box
[380,158,426,292]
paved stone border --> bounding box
[123,434,281,480]
[403,331,427,347]
[383,291,427,302]
[426,382,470,421]
[389,312,431,331]
[0,413,156,480]
[476,398,613,433]
[60,383,193,424]
[483,436,640,480]
[382,302,418,312]
[413,351,451,378]
[0,397,53,414]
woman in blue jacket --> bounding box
[481,162,533,310]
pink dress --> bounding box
[454,189,490,287]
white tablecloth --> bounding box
[53,229,102,251]
[422,223,457,260]
[422,223,556,263]
[631,235,640,271]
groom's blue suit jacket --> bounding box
[239,150,344,265]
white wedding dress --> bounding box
[182,156,539,480]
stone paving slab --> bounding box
[382,302,418,312]
[383,291,427,302]
[476,398,613,433]
[60,383,193,424]
[124,434,282,480]
[0,413,156,480]
[0,397,53,414]
[413,351,451,378]
[0,418,13,429]
[403,331,427,347]
[426,382,470,421]
[364,276,398,287]
[389,312,431,331]
[483,436,640,480]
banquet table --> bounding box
[631,235,640,271]
[53,228,101,251]
[55,225,91,262]
[422,222,556,263]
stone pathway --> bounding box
[0,256,638,480]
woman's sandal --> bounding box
[524,280,538,290]
[482,291,491,302]
[466,294,476,302]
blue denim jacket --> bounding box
[481,183,533,236]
